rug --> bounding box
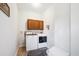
[27,47,48,56]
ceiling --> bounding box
[17,3,54,14]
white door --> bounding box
[26,35,38,51]
[71,4,79,56]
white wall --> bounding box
[18,4,70,50]
[0,3,18,56]
[54,4,70,53]
[18,10,44,31]
[18,4,70,51]
[18,10,44,47]
[43,6,55,48]
[71,4,79,56]
[18,5,55,48]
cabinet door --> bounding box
[26,35,38,51]
[34,21,40,30]
[39,21,43,30]
[27,21,34,30]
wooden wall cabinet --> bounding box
[27,19,44,30]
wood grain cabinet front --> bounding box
[27,19,44,30]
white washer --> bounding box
[26,35,38,51]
